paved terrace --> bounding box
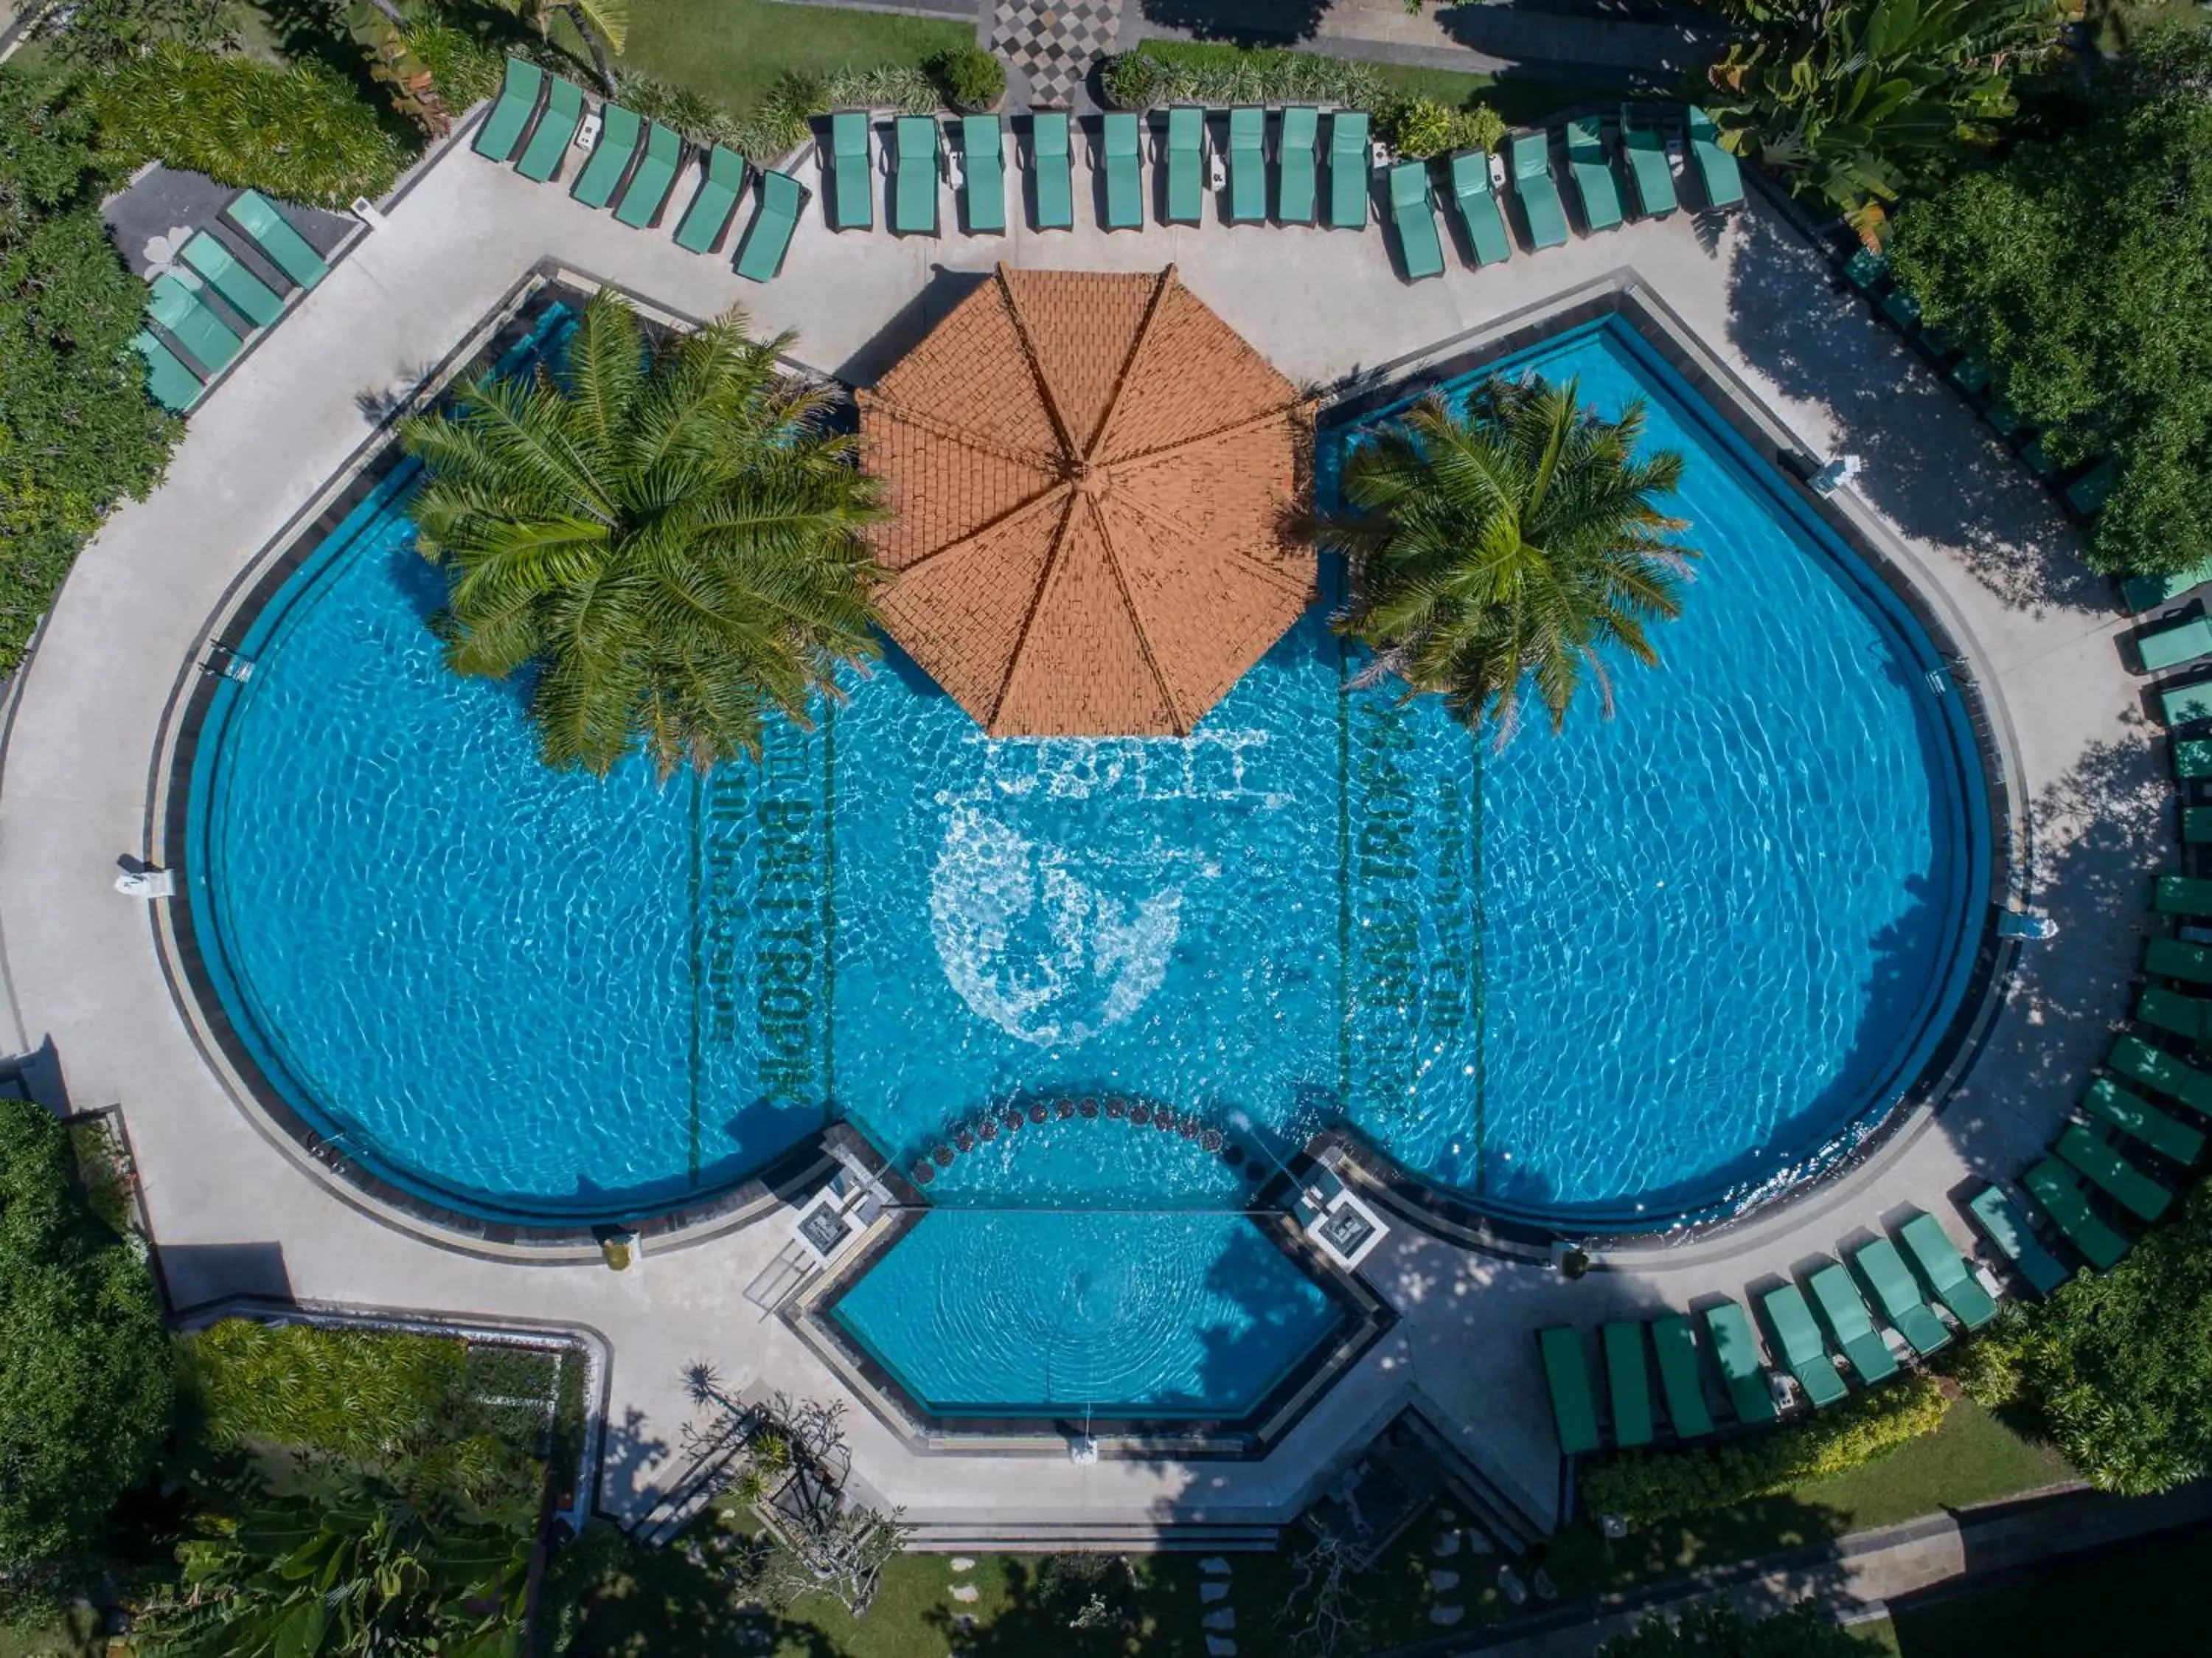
[0,123,2168,1537]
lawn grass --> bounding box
[622,0,972,118]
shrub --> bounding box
[1599,1598,1881,1657]
[88,44,411,207]
[400,15,509,114]
[1101,42,1384,110]
[1104,49,1166,110]
[1378,94,1506,159]
[926,44,1006,112]
[623,70,751,152]
[1581,1376,1950,1525]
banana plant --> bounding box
[498,0,630,96]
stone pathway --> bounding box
[1428,1507,1467,1627]
[989,0,1126,107]
[1200,1554,1237,1656]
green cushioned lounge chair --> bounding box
[1327,110,1369,229]
[1881,288,1923,333]
[2146,936,2212,988]
[674,145,748,254]
[1807,1264,1901,1384]
[2066,458,2119,518]
[1687,105,1744,209]
[1227,107,1265,222]
[1029,111,1074,231]
[1511,133,1568,249]
[2056,1124,2173,1223]
[1537,1325,1601,1455]
[515,75,585,182]
[2163,681,2212,727]
[829,111,873,230]
[1277,106,1319,225]
[734,168,806,282]
[1101,112,1143,230]
[2084,1076,2205,1165]
[2020,437,2061,479]
[1897,1212,2000,1331]
[2110,1033,2212,1117]
[1842,247,1888,291]
[181,231,282,328]
[1601,1322,1655,1449]
[474,57,545,162]
[2140,613,2212,673]
[2021,1160,2131,1270]
[1967,1184,2072,1295]
[1984,401,2027,439]
[1621,106,1676,218]
[148,274,243,376]
[1164,105,1205,225]
[1703,1300,1778,1425]
[1449,150,1510,266]
[2124,558,2212,614]
[2155,873,2212,918]
[961,114,1005,234]
[2137,983,2212,1044]
[223,190,327,290]
[571,103,639,208]
[133,330,204,414]
[1388,160,1444,281]
[893,115,939,236]
[1950,355,1992,397]
[2177,738,2212,781]
[1649,1314,1714,1438]
[2188,808,2212,843]
[1850,1237,1952,1356]
[1760,1283,1848,1407]
[1565,117,1622,232]
[614,121,682,227]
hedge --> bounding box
[1103,41,1385,111]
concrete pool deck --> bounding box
[0,122,2171,1539]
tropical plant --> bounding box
[400,292,883,779]
[497,0,629,94]
[1102,41,1384,110]
[341,1,456,137]
[1701,0,2061,242]
[1377,94,1506,159]
[1325,375,1694,743]
[926,44,1008,112]
[26,0,234,66]
[1598,1598,1877,1657]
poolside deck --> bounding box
[0,121,2166,1537]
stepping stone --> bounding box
[951,1556,975,1572]
[950,1584,978,1603]
[1203,1609,1237,1631]
[953,1614,975,1631]
[1200,1556,1232,1575]
[1464,1529,1495,1554]
[1430,1605,1465,1626]
[1436,1508,1456,1523]
[1206,1640,1237,1657]
[1431,1569,1460,1591]
[1498,1566,1528,1605]
[1200,1581,1231,1603]
[1432,1531,1461,1558]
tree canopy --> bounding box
[1885,25,2212,577]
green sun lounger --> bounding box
[181,231,282,328]
[1985,401,2027,439]
[1101,112,1143,231]
[829,111,873,231]
[615,122,682,227]
[571,103,640,209]
[1621,107,1676,218]
[223,190,327,290]
[2124,558,2212,614]
[2165,681,2212,727]
[1278,107,1319,224]
[2022,1159,2131,1269]
[2188,808,2212,843]
[1226,107,1265,223]
[1951,355,1992,397]
[514,75,584,183]
[1565,117,1622,232]
[1650,1314,1714,1439]
[1537,1325,1601,1455]
[674,145,748,254]
[1703,1300,1778,1425]
[1511,133,1568,250]
[734,168,805,282]
[1449,150,1510,266]
[1601,1322,1654,1449]
[1327,110,1369,229]
[2056,1124,2174,1222]
[2177,739,2212,781]
[1842,248,1888,291]
[1808,1264,1901,1384]
[473,57,544,162]
[1897,1212,2000,1331]
[1687,105,1744,209]
[893,115,939,236]
[2147,936,2212,987]
[2139,613,2212,674]
[2136,982,2212,1044]
[2155,873,2212,918]
[1029,111,1074,230]
[2066,458,2119,518]
[2084,1076,2205,1165]
[1761,1283,1848,1407]
[1164,106,1205,225]
[133,330,204,414]
[148,274,244,376]
[961,114,1005,234]
[2110,1033,2212,1118]
[1388,161,1444,281]
[1850,1238,1952,1357]
[1967,1184,2072,1296]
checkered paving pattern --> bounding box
[990,0,1125,107]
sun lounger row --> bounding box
[1535,1207,2005,1455]
[133,190,330,414]
[474,56,808,283]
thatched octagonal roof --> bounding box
[858,265,1316,737]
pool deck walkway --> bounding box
[0,123,2169,1538]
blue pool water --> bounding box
[187,313,1986,1235]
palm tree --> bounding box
[498,0,629,95]
[1324,375,1695,744]
[400,291,883,780]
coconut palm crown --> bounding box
[400,291,883,780]
[1324,374,1696,743]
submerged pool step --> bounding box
[905,1522,1281,1553]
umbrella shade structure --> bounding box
[859,264,1316,737]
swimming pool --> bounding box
[184,309,1988,1231]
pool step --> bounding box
[906,1522,1281,1553]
